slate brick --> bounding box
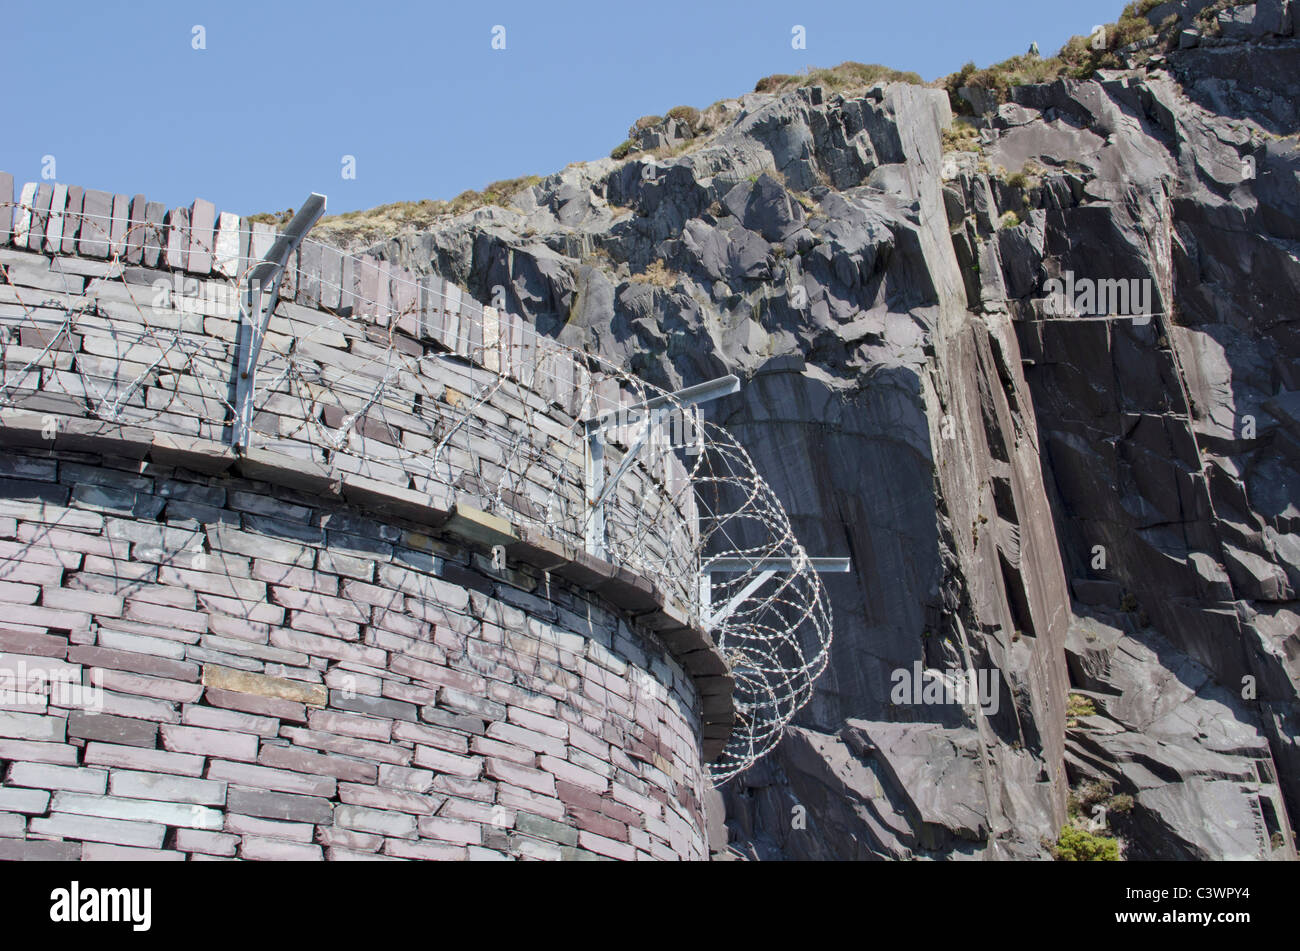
[258,745,377,783]
[226,813,314,842]
[413,744,482,779]
[188,199,215,274]
[337,782,441,816]
[417,815,481,846]
[50,791,223,830]
[239,836,322,861]
[328,691,417,722]
[335,805,417,839]
[6,761,107,793]
[174,828,238,856]
[0,838,81,861]
[83,741,205,777]
[227,786,333,824]
[0,171,12,245]
[67,711,158,747]
[161,723,259,761]
[0,738,79,765]
[204,686,306,722]
[109,769,226,806]
[30,812,165,849]
[0,786,50,813]
[205,760,336,798]
[0,710,64,742]
[78,190,113,257]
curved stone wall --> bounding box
[0,442,707,859]
[0,179,730,860]
[0,188,701,613]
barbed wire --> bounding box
[0,199,833,783]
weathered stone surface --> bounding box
[239,836,323,861]
[67,712,157,748]
[50,790,224,830]
[77,189,113,258]
[335,804,417,839]
[109,769,226,806]
[175,828,239,856]
[7,762,107,794]
[213,211,241,277]
[188,198,216,274]
[0,786,51,813]
[141,201,166,267]
[30,812,165,848]
[202,664,327,707]
[206,760,337,798]
[227,787,333,824]
[353,19,1300,861]
[0,837,81,861]
[1,171,14,245]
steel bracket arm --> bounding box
[582,373,740,558]
[700,555,851,631]
[230,193,327,451]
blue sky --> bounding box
[6,0,1127,217]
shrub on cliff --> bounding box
[665,105,701,132]
[1052,825,1121,861]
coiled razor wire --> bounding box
[0,199,833,783]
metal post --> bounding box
[584,424,607,558]
[230,194,326,451]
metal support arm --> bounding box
[230,194,327,451]
[582,373,740,559]
[699,556,851,631]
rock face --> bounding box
[370,14,1300,859]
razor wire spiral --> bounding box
[0,199,833,783]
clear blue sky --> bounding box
[6,0,1127,217]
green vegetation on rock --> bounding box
[754,62,924,95]
[939,1,1195,114]
[261,175,543,246]
[1052,825,1121,861]
[1066,693,1097,725]
[665,105,702,131]
[941,119,983,154]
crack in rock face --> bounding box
[367,14,1300,860]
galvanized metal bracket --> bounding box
[582,373,740,559]
[230,194,327,452]
[700,555,851,631]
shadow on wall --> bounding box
[715,361,940,732]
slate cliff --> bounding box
[363,1,1300,859]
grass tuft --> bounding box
[754,62,924,95]
[276,175,543,246]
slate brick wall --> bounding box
[0,447,709,860]
[0,178,720,860]
[0,176,701,606]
